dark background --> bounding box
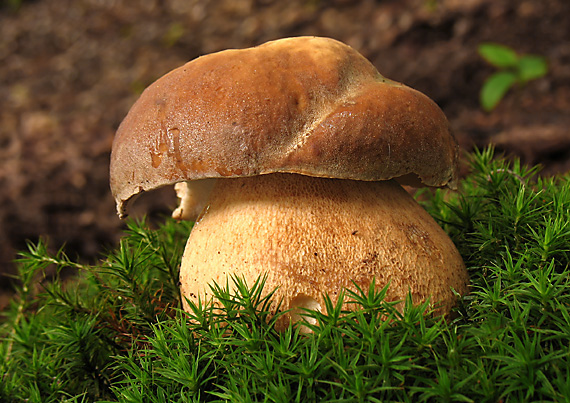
[1,0,569,307]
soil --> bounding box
[1,0,569,307]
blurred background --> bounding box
[0,0,569,305]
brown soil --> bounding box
[1,0,569,305]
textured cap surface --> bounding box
[110,36,459,218]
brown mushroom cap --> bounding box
[110,36,459,218]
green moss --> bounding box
[2,147,570,402]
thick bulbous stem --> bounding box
[179,173,468,328]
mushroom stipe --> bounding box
[180,174,467,329]
[110,36,469,328]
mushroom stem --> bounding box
[179,173,468,328]
[172,179,216,221]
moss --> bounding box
[2,147,570,402]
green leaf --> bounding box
[518,55,548,83]
[480,71,517,111]
[478,43,519,68]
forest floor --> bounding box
[0,0,569,307]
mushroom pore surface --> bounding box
[180,173,468,327]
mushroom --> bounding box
[110,36,469,328]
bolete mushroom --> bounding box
[110,36,469,327]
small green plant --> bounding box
[478,43,548,111]
[2,147,570,402]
